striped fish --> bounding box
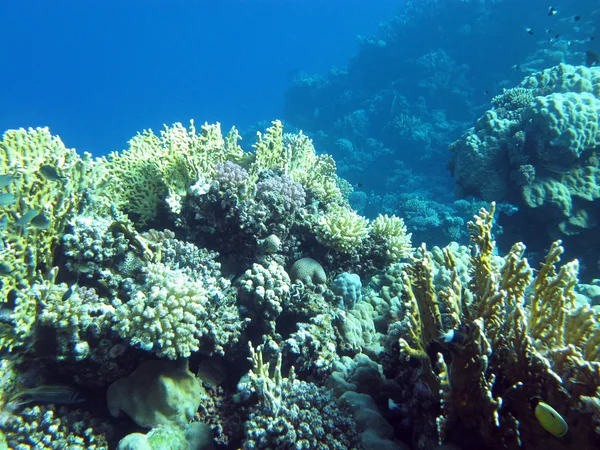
[9,385,86,406]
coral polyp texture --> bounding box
[1,114,599,450]
[449,64,600,273]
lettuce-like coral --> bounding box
[0,127,93,351]
[99,121,244,224]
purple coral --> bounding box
[215,161,249,190]
[256,174,306,214]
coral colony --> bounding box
[1,63,600,449]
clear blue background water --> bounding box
[0,0,399,156]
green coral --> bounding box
[100,121,244,224]
[315,204,370,253]
[252,121,344,204]
[0,127,93,351]
[370,214,413,263]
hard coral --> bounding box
[315,204,370,254]
[394,203,600,449]
[0,127,93,351]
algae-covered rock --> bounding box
[107,359,203,428]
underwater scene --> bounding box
[1,0,600,449]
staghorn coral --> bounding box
[393,203,600,449]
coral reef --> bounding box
[2,116,599,450]
[389,203,600,449]
[449,64,600,277]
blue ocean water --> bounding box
[0,0,398,156]
[1,0,600,449]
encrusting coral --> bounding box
[394,202,600,449]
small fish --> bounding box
[532,398,568,437]
[548,6,558,16]
[39,165,66,182]
[574,15,581,22]
[440,329,456,343]
[513,65,521,71]
[31,213,51,230]
[9,385,86,406]
[546,28,552,35]
[0,262,15,277]
[484,90,489,95]
[439,328,467,344]
[388,398,401,411]
[62,283,78,302]
[0,307,14,324]
[0,193,17,206]
[555,34,560,39]
[526,28,534,35]
[15,209,39,227]
[0,173,17,189]
[586,50,600,67]
[355,182,364,188]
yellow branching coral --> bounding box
[315,204,369,253]
[100,121,244,225]
[370,214,413,262]
[0,127,93,351]
[252,121,344,203]
[247,342,288,416]
[253,120,287,174]
[397,202,600,449]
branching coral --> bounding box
[111,261,240,359]
[99,121,244,224]
[252,121,344,204]
[241,344,361,449]
[370,214,414,263]
[0,127,94,351]
[237,259,291,335]
[315,204,370,254]
[396,202,600,449]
